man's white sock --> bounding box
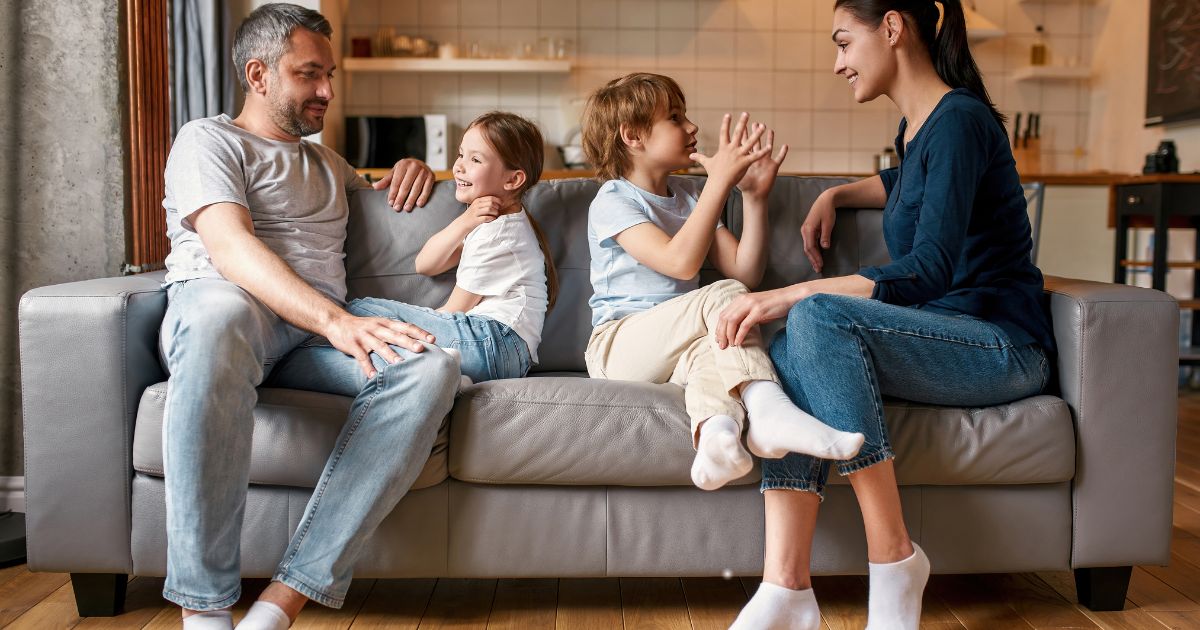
[866,543,930,630]
[235,601,292,630]
[182,610,233,630]
[690,415,752,491]
[730,581,822,630]
[742,380,865,460]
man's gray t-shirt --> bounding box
[163,114,368,303]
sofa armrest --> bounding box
[1045,275,1179,568]
[19,273,167,573]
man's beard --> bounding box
[268,88,326,137]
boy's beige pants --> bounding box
[584,279,779,444]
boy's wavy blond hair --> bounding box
[581,73,687,182]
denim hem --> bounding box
[759,478,825,501]
[837,448,896,476]
[162,584,241,611]
[273,570,345,609]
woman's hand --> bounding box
[801,190,837,273]
[736,130,789,202]
[716,285,806,349]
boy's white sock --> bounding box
[742,380,865,460]
[183,610,233,630]
[866,543,931,630]
[690,415,752,491]
[730,581,822,630]
[235,601,292,630]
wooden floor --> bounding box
[6,396,1200,629]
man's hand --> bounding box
[372,158,436,212]
[454,196,503,229]
[324,312,436,378]
[801,190,837,273]
[736,130,788,202]
[690,113,773,191]
[716,286,804,349]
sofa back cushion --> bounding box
[344,175,886,373]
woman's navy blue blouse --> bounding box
[857,88,1055,353]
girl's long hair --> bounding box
[835,0,1005,127]
[467,112,560,311]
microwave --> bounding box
[345,114,449,170]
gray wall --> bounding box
[0,0,128,478]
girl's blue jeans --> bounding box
[762,293,1049,498]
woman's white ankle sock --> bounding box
[182,610,233,630]
[730,581,822,630]
[866,543,930,630]
[690,415,752,490]
[235,601,292,630]
[742,380,865,460]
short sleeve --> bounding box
[166,122,251,232]
[456,220,522,297]
[589,184,652,248]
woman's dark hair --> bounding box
[834,0,1005,127]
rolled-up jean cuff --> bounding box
[273,570,345,609]
[162,585,241,612]
[759,478,825,502]
[836,448,895,476]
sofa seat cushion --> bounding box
[448,375,1076,487]
[132,382,449,491]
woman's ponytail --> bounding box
[932,0,1005,127]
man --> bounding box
[159,4,458,629]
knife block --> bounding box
[1012,138,1042,175]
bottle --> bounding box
[1031,25,1047,66]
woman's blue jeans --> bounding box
[762,293,1050,497]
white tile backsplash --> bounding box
[345,0,1096,173]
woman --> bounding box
[720,1,1055,628]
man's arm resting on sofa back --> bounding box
[191,202,431,377]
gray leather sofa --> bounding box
[20,176,1179,616]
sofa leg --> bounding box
[1074,566,1132,611]
[70,573,127,616]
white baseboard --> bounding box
[0,476,24,513]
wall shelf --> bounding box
[1013,65,1092,81]
[342,57,572,73]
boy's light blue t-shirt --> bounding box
[587,176,721,327]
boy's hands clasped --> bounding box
[689,112,781,192]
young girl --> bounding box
[350,111,557,383]
[580,73,866,492]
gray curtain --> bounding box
[170,0,236,135]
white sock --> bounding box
[690,415,752,491]
[730,581,822,630]
[235,601,292,630]
[866,543,931,630]
[742,380,866,460]
[183,610,233,630]
[437,347,474,391]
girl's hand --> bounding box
[456,196,503,229]
[716,285,805,348]
[736,130,789,202]
[801,191,837,273]
[690,113,773,191]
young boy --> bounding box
[581,73,864,491]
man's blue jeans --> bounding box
[763,293,1050,497]
[158,278,459,610]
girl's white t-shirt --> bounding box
[456,209,549,363]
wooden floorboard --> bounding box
[7,392,1200,627]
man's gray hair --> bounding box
[232,3,332,91]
